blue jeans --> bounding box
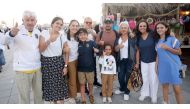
[118,58,132,94]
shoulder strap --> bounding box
[60,34,64,55]
[99,31,103,40]
[172,38,178,48]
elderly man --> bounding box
[83,17,102,88]
[4,10,42,104]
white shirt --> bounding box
[4,25,41,71]
[87,29,96,41]
[41,30,67,57]
[98,55,116,74]
[67,37,78,62]
[118,38,128,60]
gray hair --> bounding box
[22,10,37,19]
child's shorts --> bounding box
[78,72,94,84]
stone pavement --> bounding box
[0,48,190,104]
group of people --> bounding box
[0,10,183,104]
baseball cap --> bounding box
[104,17,113,24]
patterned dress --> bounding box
[41,55,69,101]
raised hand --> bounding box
[10,22,19,37]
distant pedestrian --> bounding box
[0,32,6,72]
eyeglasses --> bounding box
[85,22,92,24]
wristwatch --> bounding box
[64,64,68,68]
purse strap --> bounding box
[60,34,64,56]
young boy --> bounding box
[77,28,99,104]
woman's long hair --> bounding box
[154,21,171,43]
[67,19,80,41]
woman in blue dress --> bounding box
[155,22,183,104]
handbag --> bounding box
[129,68,143,92]
[0,49,6,65]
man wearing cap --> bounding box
[96,17,119,96]
[96,17,119,58]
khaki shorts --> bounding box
[78,72,94,84]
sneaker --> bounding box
[114,89,124,95]
[162,101,168,104]
[75,93,81,103]
[64,98,76,104]
[124,94,129,101]
[138,95,146,101]
[93,82,102,87]
[102,97,107,103]
[107,97,112,103]
[151,99,157,104]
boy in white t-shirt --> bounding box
[98,44,116,103]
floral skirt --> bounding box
[41,55,69,101]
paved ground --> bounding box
[0,48,190,104]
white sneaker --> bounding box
[151,99,157,104]
[114,89,124,95]
[124,94,129,101]
[138,95,146,101]
[102,97,107,103]
[107,97,112,103]
[75,93,81,102]
[65,98,76,104]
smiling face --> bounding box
[23,16,37,31]
[138,22,148,34]
[104,45,112,55]
[156,23,168,37]
[104,22,113,31]
[119,23,129,35]
[69,21,79,35]
[78,32,88,42]
[52,19,63,32]
[84,17,92,30]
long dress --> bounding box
[156,36,182,85]
[41,30,69,101]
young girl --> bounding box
[99,44,116,103]
[155,22,183,104]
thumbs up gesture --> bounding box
[10,22,19,37]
